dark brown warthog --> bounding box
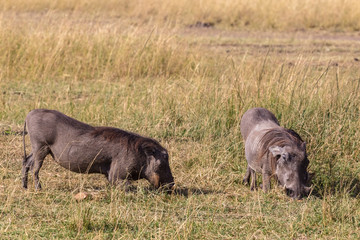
[240,108,310,199]
[22,109,174,191]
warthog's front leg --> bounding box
[108,171,132,191]
[262,169,271,193]
[250,168,256,191]
[243,166,251,185]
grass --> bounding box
[2,0,360,31]
[1,0,360,239]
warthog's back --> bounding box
[240,108,279,141]
[26,109,94,144]
[25,109,140,174]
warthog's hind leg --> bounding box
[32,145,50,190]
[22,153,34,189]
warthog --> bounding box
[22,109,174,191]
[240,108,310,199]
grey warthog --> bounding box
[240,107,310,199]
[22,109,174,191]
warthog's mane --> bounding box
[258,128,304,173]
[90,127,163,153]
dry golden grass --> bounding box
[2,0,360,30]
[1,0,360,239]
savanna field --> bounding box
[1,0,360,239]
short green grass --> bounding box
[1,1,360,239]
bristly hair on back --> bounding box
[90,127,163,154]
[258,127,304,174]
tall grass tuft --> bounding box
[2,0,360,30]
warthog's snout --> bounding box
[160,174,175,193]
[161,177,175,190]
[286,185,311,199]
[161,181,175,193]
[149,173,175,192]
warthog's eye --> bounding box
[285,153,297,162]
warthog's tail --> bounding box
[22,120,32,189]
[23,121,27,162]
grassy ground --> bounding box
[1,1,360,239]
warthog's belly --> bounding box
[52,142,111,174]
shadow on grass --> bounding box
[308,173,360,199]
[172,187,223,197]
[346,178,360,198]
[123,185,222,197]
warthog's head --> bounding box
[141,142,174,191]
[269,142,310,199]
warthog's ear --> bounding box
[140,142,156,157]
[301,142,306,150]
[269,146,285,160]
